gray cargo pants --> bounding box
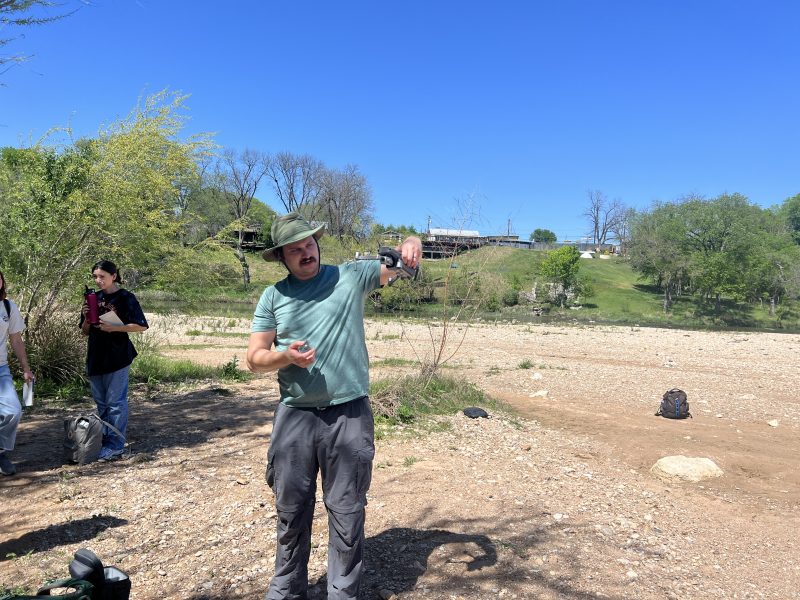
[265,396,374,600]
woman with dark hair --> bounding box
[0,270,34,475]
[79,260,148,461]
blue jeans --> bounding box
[89,365,129,453]
[0,364,22,452]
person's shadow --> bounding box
[312,527,497,599]
[0,515,128,560]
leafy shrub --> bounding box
[370,372,501,422]
[221,355,249,381]
[373,272,435,311]
[445,270,481,306]
[15,312,87,384]
[483,292,500,312]
[154,246,240,299]
[502,288,520,307]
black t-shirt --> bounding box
[81,289,148,376]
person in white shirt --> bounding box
[0,270,34,476]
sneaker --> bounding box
[97,447,128,462]
[0,452,17,476]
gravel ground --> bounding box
[1,317,798,599]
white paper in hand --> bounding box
[22,381,34,407]
[99,311,124,326]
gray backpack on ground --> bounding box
[63,414,124,465]
[655,388,692,419]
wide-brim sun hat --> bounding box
[262,212,325,261]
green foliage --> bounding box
[370,372,503,423]
[370,223,419,237]
[483,292,500,312]
[221,355,248,380]
[0,91,211,333]
[629,193,800,315]
[153,245,240,300]
[539,246,581,307]
[131,353,213,384]
[502,288,520,306]
[128,328,250,384]
[130,352,250,384]
[249,199,277,244]
[372,268,435,312]
[779,193,800,244]
[16,312,86,384]
[530,228,557,243]
[446,268,482,306]
[518,359,534,369]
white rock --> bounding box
[650,456,724,483]
[530,390,549,398]
[767,419,779,428]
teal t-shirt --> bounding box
[251,261,381,407]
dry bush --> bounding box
[15,311,87,384]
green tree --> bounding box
[628,202,691,311]
[0,91,208,327]
[682,194,758,312]
[539,246,581,308]
[529,228,557,243]
[747,211,800,315]
[779,193,800,244]
[249,199,277,245]
[1,142,96,327]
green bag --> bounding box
[0,578,93,600]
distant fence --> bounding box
[422,236,616,258]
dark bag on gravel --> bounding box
[63,414,125,465]
[0,578,94,600]
[68,549,131,600]
[655,388,692,419]
[463,407,489,419]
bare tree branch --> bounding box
[317,164,374,240]
[207,148,270,286]
[583,189,626,245]
[1,0,82,73]
[265,152,324,218]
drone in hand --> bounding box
[355,247,419,285]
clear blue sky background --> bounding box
[2,1,798,241]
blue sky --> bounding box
[2,1,798,241]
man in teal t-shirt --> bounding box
[247,212,421,600]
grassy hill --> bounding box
[140,241,799,331]
[420,245,799,331]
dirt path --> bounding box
[1,318,799,599]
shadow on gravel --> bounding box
[0,515,128,560]
[11,383,277,473]
[356,522,621,600]
[360,527,497,597]
[181,527,498,600]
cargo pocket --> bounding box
[355,446,375,504]
[265,449,276,489]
